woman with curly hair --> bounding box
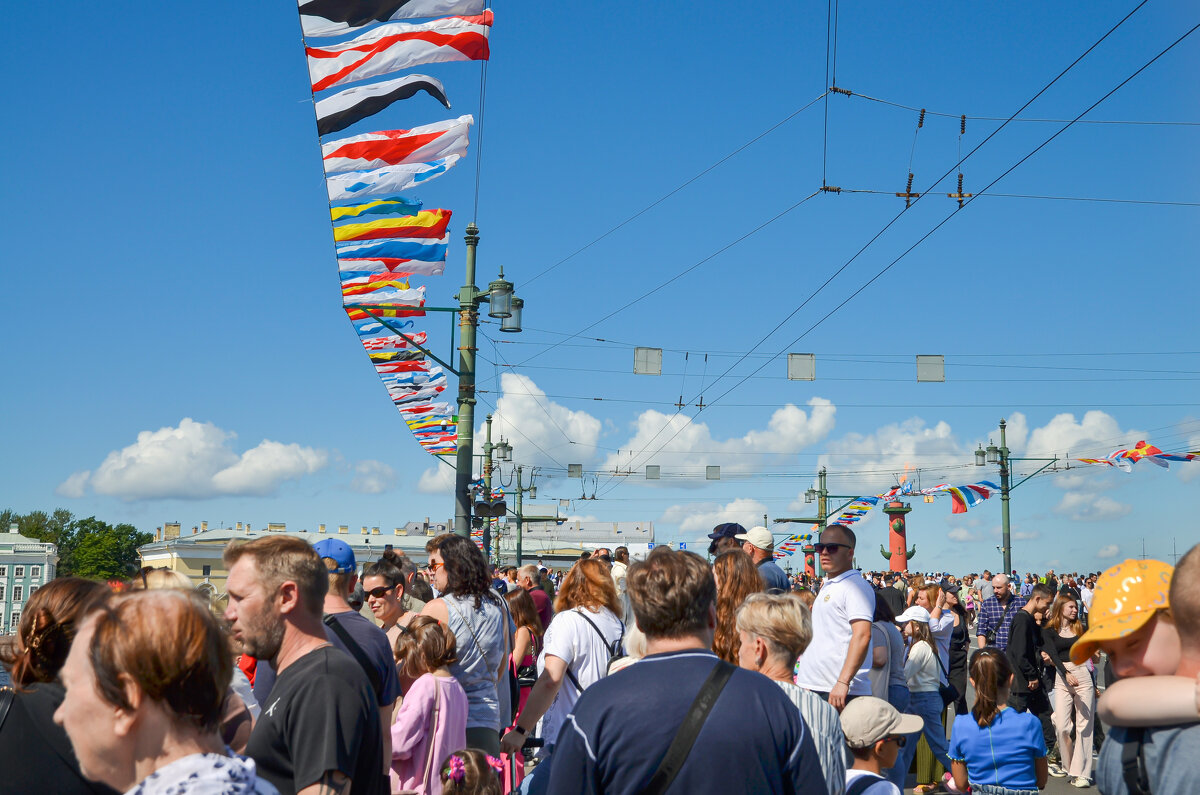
[422,534,514,756]
[0,577,115,794]
[499,559,623,767]
[712,549,766,664]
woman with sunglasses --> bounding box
[948,649,1049,795]
[421,534,514,757]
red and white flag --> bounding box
[306,12,492,93]
[299,0,486,38]
[322,115,472,174]
[362,331,428,351]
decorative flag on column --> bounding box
[315,74,451,136]
[299,0,486,38]
[305,12,493,92]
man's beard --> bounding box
[241,609,286,662]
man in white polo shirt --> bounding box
[795,524,875,710]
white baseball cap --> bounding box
[734,526,774,551]
[895,605,932,624]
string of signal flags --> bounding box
[774,440,1199,559]
[288,0,497,460]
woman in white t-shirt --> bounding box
[499,559,624,759]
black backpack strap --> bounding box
[573,608,623,656]
[323,614,383,699]
[642,660,736,795]
[1121,727,1151,795]
[845,773,888,795]
[0,686,13,732]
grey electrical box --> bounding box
[916,355,945,382]
[706,466,721,480]
[646,465,660,480]
[787,353,816,381]
[634,347,663,375]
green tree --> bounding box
[59,517,154,581]
[0,509,153,581]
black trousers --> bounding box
[1010,688,1056,752]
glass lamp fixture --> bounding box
[500,297,523,333]
[487,269,513,318]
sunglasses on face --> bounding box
[426,561,444,573]
[365,585,396,599]
[884,735,907,747]
[813,542,851,554]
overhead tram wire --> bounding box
[590,2,1173,496]
[837,188,1200,208]
[841,89,1200,127]
[508,189,822,370]
[472,58,489,223]
[523,91,828,288]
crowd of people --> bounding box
[0,523,1197,795]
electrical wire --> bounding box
[587,4,1177,496]
[843,88,1200,127]
[523,92,828,287]
[839,188,1200,208]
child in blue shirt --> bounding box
[948,648,1048,795]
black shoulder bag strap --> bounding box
[322,614,383,699]
[0,686,13,732]
[1121,727,1151,795]
[641,659,736,795]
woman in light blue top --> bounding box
[422,533,513,756]
[948,648,1048,795]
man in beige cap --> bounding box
[735,525,790,592]
[839,696,922,795]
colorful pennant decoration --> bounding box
[1074,440,1199,472]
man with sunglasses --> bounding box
[795,524,876,711]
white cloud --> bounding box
[1097,544,1120,559]
[1054,492,1131,522]
[486,373,603,466]
[947,527,978,543]
[1179,422,1200,483]
[58,418,327,501]
[566,514,600,523]
[1013,530,1041,541]
[1025,411,1143,460]
[55,470,90,498]
[605,399,836,481]
[659,498,769,537]
[417,465,455,494]
[349,460,397,495]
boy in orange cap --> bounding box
[1079,552,1200,794]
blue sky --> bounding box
[3,1,1198,574]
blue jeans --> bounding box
[898,690,953,781]
[883,684,911,788]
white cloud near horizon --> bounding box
[417,464,455,494]
[660,498,770,540]
[604,399,836,482]
[56,418,327,501]
[1097,544,1120,559]
[485,373,603,466]
[1054,492,1131,522]
[349,460,397,495]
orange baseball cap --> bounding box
[1071,558,1172,664]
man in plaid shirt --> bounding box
[975,573,1026,650]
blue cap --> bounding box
[707,522,746,540]
[313,538,356,574]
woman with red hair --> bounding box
[499,559,623,760]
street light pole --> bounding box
[975,417,1058,576]
[515,465,524,566]
[998,419,1012,576]
[482,413,494,557]
[453,223,481,537]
